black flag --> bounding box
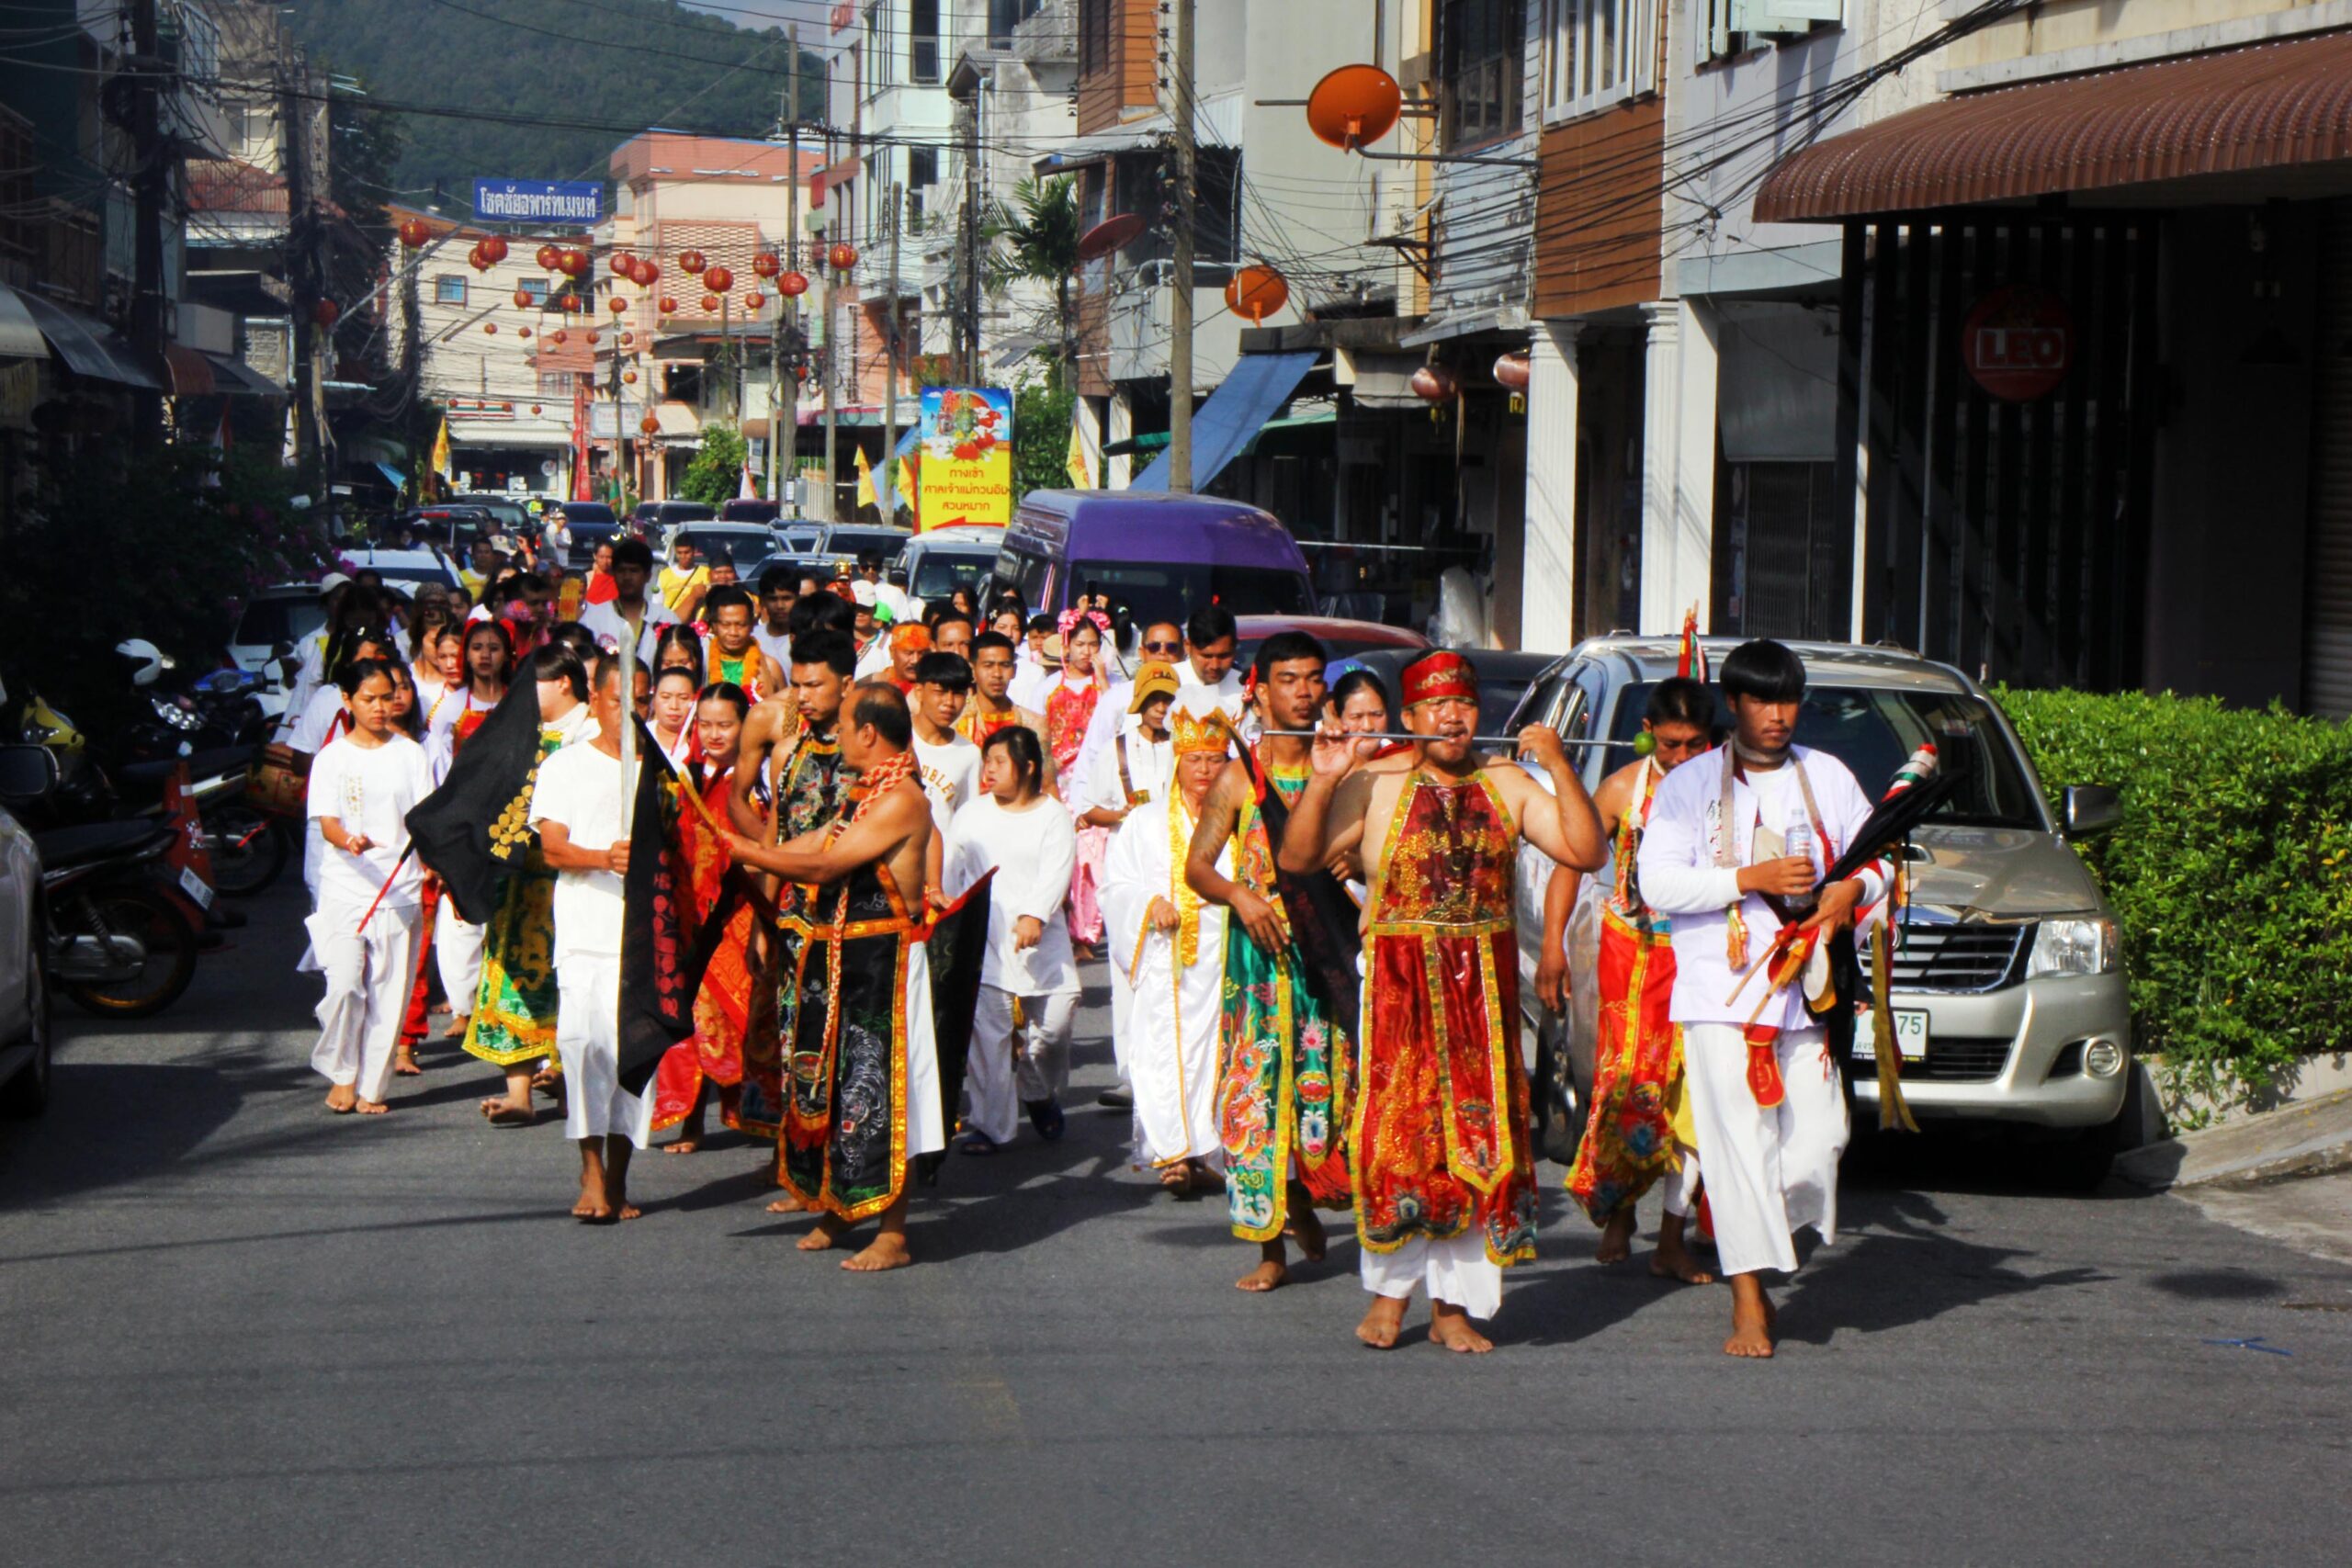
[915,868,994,1187]
[1250,750,1363,1032]
[616,732,729,1095]
[404,682,548,924]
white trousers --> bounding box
[554,955,653,1147]
[1359,1232,1504,1321]
[1662,1144,1702,1219]
[966,985,1076,1144]
[435,897,484,1019]
[1682,1022,1848,1277]
[307,901,424,1106]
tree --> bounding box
[984,177,1082,388]
[679,424,749,505]
[1012,378,1075,502]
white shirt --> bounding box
[577,598,681,663]
[290,682,350,754]
[853,635,894,682]
[305,732,433,909]
[1078,714,1173,821]
[1071,661,1245,795]
[943,793,1080,997]
[912,732,981,841]
[530,739,639,962]
[1007,659,1055,713]
[1635,744,1885,1032]
[753,624,791,669]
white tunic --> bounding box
[1101,792,1228,1167]
[942,793,1080,997]
[911,732,981,841]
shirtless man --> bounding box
[722,682,941,1271]
[1280,650,1606,1351]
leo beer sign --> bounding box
[1962,285,2072,401]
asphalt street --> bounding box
[3,881,2348,1567]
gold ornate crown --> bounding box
[1170,704,1236,758]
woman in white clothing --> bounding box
[941,725,1080,1152]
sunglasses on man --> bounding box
[1142,638,1182,655]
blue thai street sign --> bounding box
[471,180,603,226]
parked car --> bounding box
[452,493,534,536]
[339,546,462,597]
[902,525,1004,611]
[666,524,788,575]
[0,742,50,1116]
[401,505,492,552]
[991,491,1313,628]
[1230,616,1431,680]
[549,502,620,569]
[1507,636,2134,1182]
[719,498,782,524]
[1331,645,1551,737]
[227,585,329,673]
[629,500,714,541]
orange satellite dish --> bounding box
[1225,265,1290,324]
[1306,64,1403,149]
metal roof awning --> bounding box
[207,353,283,396]
[13,288,161,389]
[1129,350,1317,493]
[1035,121,1165,173]
[0,282,48,360]
[164,344,215,396]
[1754,29,2352,223]
[1103,404,1334,458]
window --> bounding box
[435,275,467,305]
[910,0,940,85]
[908,145,938,220]
[1079,0,1111,74]
[989,0,1044,48]
[1544,0,1657,115]
[1195,147,1243,273]
[518,277,549,307]
[1441,0,1524,147]
[537,371,575,396]
[863,3,891,92]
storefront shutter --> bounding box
[2304,198,2352,719]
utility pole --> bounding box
[962,88,982,385]
[880,180,901,525]
[769,25,799,509]
[820,128,839,522]
[283,54,318,492]
[1167,0,1196,493]
[128,0,165,447]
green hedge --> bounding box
[1992,686,2352,1103]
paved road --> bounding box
[4,883,2349,1566]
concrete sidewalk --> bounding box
[2117,1087,2352,1190]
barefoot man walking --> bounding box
[723,682,943,1271]
[1281,652,1607,1351]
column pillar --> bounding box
[1672,296,1721,629]
[1638,301,1682,635]
[1107,390,1135,491]
[1520,320,1584,653]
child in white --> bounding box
[304,660,435,1114]
[942,727,1080,1148]
[529,657,656,1221]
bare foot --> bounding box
[1430,1303,1494,1354]
[1159,1166,1192,1190]
[1287,1205,1328,1263]
[842,1235,912,1271]
[480,1100,533,1126]
[1651,1237,1716,1285]
[766,1192,809,1213]
[1356,1295,1407,1349]
[1236,1257,1288,1293]
[324,1085,357,1113]
[353,1099,390,1115]
[1724,1280,1775,1359]
[797,1214,848,1252]
[572,1183,602,1219]
[392,1048,423,1077]
[443,1016,469,1040]
[1595,1208,1636,1265]
[663,1138,701,1156]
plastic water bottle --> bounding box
[1784,819,1818,908]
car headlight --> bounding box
[2028,916,2120,977]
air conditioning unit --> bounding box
[1733,0,1842,38]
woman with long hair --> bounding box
[1045,611,1112,954]
[650,682,756,1153]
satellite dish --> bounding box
[1075,213,1147,264]
[1306,63,1403,149]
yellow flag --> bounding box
[854,443,876,510]
[431,415,452,481]
[1066,405,1092,489]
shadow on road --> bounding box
[0,1060,249,1206]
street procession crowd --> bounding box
[277,522,1911,1359]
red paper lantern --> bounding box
[608,297,628,314]
[742,292,765,312]
[564,248,590,276]
[584,329,599,344]
[512,288,532,309]
[635,258,659,287]
[777,270,808,298]
[562,293,582,313]
[483,322,498,334]
[467,244,489,272]
[704,265,734,293]
[1409,364,1460,402]
[398,217,430,248]
[679,249,707,275]
[1491,350,1532,392]
[551,329,568,344]
[622,369,638,384]
[753,252,780,278]
[481,235,509,265]
[700,293,720,312]
[639,413,661,434]
[621,332,635,347]
[530,403,542,414]
[312,299,340,328]
[828,243,857,272]
[611,253,635,276]
[536,243,559,270]
[517,327,532,339]
[657,296,678,315]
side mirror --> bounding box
[0,743,59,804]
[2064,784,2121,838]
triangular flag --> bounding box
[1678,605,1709,682]
[738,456,756,500]
[1066,405,1093,489]
[431,415,453,482]
[854,443,876,511]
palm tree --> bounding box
[983,175,1082,387]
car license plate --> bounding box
[178,864,214,911]
[1853,1007,1928,1062]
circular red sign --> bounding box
[1962,285,2072,401]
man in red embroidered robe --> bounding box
[1282,652,1606,1351]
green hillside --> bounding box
[281,0,823,197]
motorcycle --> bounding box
[0,746,199,1019]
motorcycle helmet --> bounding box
[116,638,167,688]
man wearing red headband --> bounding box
[1281,649,1606,1351]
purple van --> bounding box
[990,490,1314,626]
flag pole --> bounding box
[353,843,414,936]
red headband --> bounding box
[1401,651,1476,708]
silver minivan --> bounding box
[1509,637,2135,1179]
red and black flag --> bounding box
[915,868,994,1187]
[1249,749,1363,1031]
[617,733,737,1094]
[404,682,548,924]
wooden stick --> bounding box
[353,843,414,936]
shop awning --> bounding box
[1129,351,1318,493]
[1103,406,1335,459]
[374,462,407,490]
[164,344,215,396]
[206,353,283,396]
[1754,29,2352,223]
[0,283,47,360]
[14,288,161,389]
